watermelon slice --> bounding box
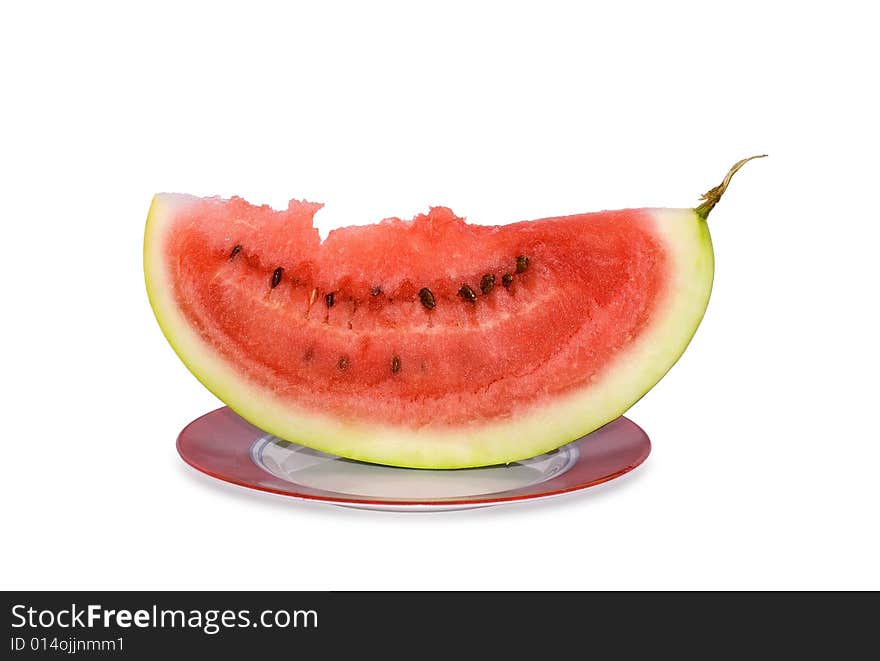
[145,157,763,468]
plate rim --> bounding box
[176,407,651,509]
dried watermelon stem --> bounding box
[695,154,767,219]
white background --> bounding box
[2,1,878,590]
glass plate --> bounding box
[177,407,650,511]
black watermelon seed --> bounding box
[459,284,477,303]
[419,287,436,310]
[391,355,401,374]
[516,255,529,273]
[229,244,242,260]
[480,273,495,294]
[371,286,382,296]
[325,292,335,308]
[337,356,349,370]
[502,273,514,288]
[271,267,284,288]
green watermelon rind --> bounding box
[145,196,713,469]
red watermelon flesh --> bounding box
[146,193,717,467]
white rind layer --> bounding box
[145,196,713,468]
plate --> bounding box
[177,407,651,511]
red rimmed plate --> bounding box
[177,407,650,511]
